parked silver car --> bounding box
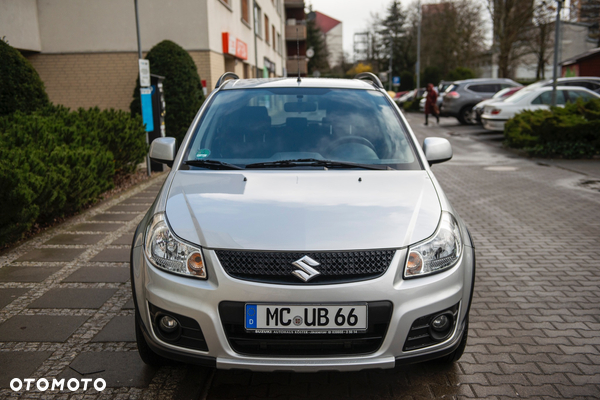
[441,78,520,124]
[131,73,476,372]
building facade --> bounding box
[284,0,307,76]
[0,0,285,111]
[310,11,343,68]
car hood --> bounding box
[165,170,441,251]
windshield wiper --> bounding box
[184,160,244,170]
[245,158,392,170]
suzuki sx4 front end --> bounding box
[130,76,475,372]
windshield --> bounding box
[183,88,420,170]
[503,89,534,104]
[492,88,512,98]
[445,84,459,93]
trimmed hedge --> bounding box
[131,40,204,144]
[0,107,147,245]
[504,98,600,158]
[0,40,50,116]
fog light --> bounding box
[429,312,454,340]
[432,314,450,331]
[159,315,179,333]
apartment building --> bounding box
[284,0,307,76]
[0,0,285,111]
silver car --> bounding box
[131,73,476,372]
[441,78,520,124]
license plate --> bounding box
[245,304,367,333]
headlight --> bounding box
[144,213,207,279]
[404,212,462,278]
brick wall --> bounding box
[27,50,230,111]
[189,50,225,93]
[27,52,139,111]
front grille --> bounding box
[216,250,396,284]
[219,301,392,356]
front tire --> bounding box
[441,318,468,363]
[458,106,475,125]
[135,312,166,367]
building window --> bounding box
[254,4,262,38]
[277,32,281,54]
[265,15,270,43]
[272,26,276,50]
[241,0,249,24]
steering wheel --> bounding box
[325,136,377,155]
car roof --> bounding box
[221,78,377,90]
[539,85,598,92]
[452,78,517,85]
[548,76,600,82]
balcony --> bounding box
[284,0,305,8]
[285,24,307,41]
[287,57,308,76]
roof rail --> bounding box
[354,72,384,89]
[215,72,240,89]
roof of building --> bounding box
[561,47,600,66]
[313,11,342,34]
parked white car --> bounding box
[481,86,600,132]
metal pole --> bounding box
[135,0,152,176]
[389,49,393,91]
[551,0,563,107]
[416,1,421,90]
[253,1,259,78]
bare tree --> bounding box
[418,0,487,78]
[488,0,535,78]
[525,1,556,79]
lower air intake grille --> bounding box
[219,301,392,356]
[215,250,396,284]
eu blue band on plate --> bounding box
[245,304,257,329]
[141,87,154,132]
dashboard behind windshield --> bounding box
[183,88,421,170]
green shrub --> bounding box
[0,40,50,116]
[445,67,475,82]
[0,107,146,245]
[130,40,204,144]
[504,98,600,158]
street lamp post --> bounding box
[416,1,421,90]
[551,0,564,107]
[134,0,152,176]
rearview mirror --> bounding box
[423,137,452,166]
[284,101,317,113]
[149,137,177,168]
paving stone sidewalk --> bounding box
[1,114,600,399]
[0,172,208,399]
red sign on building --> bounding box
[222,32,248,60]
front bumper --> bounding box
[131,244,475,372]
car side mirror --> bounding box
[423,137,452,166]
[149,137,177,168]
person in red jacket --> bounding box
[424,83,439,125]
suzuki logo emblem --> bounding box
[291,256,321,282]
